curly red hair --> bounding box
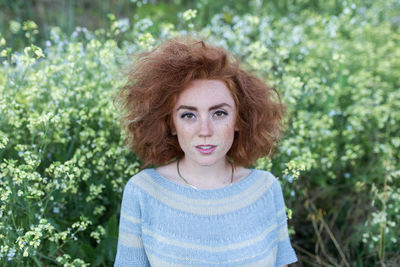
[114,37,285,167]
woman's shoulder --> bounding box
[233,166,252,184]
[246,168,278,180]
[247,168,281,190]
[124,168,154,190]
[124,164,180,191]
[154,161,183,185]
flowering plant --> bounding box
[1,0,399,265]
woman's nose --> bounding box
[198,117,212,137]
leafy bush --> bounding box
[0,26,142,265]
[1,0,399,266]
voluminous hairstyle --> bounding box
[114,37,285,167]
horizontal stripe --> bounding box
[119,232,144,248]
[146,237,278,265]
[145,254,190,267]
[277,226,289,242]
[276,207,285,217]
[238,246,277,267]
[142,223,277,253]
[133,171,274,215]
[143,170,268,205]
[121,211,141,224]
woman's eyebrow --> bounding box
[176,103,232,111]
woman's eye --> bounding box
[181,113,195,119]
[214,110,228,117]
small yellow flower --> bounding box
[23,248,29,257]
[182,9,197,21]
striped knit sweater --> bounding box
[114,168,297,267]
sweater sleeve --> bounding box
[114,177,150,267]
[271,178,298,267]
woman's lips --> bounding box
[195,145,217,154]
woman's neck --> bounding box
[177,157,233,189]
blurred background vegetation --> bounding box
[1,0,399,266]
[1,0,382,50]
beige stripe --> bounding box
[145,239,278,265]
[133,171,274,215]
[121,211,141,224]
[277,226,289,242]
[140,171,269,205]
[142,223,277,253]
[146,253,190,267]
[238,246,277,267]
[119,232,144,248]
[276,207,285,217]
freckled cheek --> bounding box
[175,123,199,144]
[216,121,236,142]
[180,124,199,135]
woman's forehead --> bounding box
[175,79,236,107]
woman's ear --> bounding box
[234,116,239,132]
[171,125,177,135]
[168,115,177,135]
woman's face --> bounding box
[172,79,238,167]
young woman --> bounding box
[114,38,297,266]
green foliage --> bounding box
[1,0,399,266]
[0,27,143,266]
